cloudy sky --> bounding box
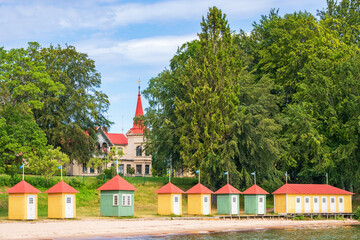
[0,0,328,133]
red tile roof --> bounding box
[242,184,269,195]
[130,90,144,134]
[5,180,41,194]
[44,180,80,194]
[105,132,128,145]
[215,183,242,194]
[97,175,138,191]
[272,184,354,195]
[185,183,213,194]
[155,182,184,194]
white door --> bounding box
[304,196,311,213]
[258,195,265,214]
[202,195,210,215]
[330,196,336,212]
[295,196,302,213]
[65,195,74,218]
[313,196,319,213]
[231,195,238,214]
[321,196,328,213]
[173,194,180,215]
[27,195,35,220]
[338,197,344,212]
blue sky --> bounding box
[0,0,328,133]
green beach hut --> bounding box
[97,175,138,217]
[215,183,242,215]
[242,184,269,215]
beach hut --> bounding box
[97,175,138,217]
[272,184,354,214]
[154,182,184,215]
[186,183,213,215]
[242,184,269,215]
[215,183,242,215]
[44,180,79,218]
[5,180,41,220]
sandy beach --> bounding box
[0,218,358,239]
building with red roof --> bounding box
[273,183,354,214]
[97,175,138,217]
[155,182,184,215]
[186,183,213,215]
[68,87,152,177]
[215,183,242,215]
[242,184,268,215]
[5,180,41,220]
[44,180,79,218]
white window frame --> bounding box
[122,194,132,206]
[113,194,119,206]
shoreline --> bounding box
[0,218,358,240]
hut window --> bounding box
[296,198,300,203]
[122,195,126,206]
[66,197,72,204]
[28,198,34,205]
[331,198,335,203]
[339,198,343,203]
[113,194,119,206]
[259,197,263,203]
[305,198,309,203]
[127,195,131,206]
[174,196,179,203]
[122,194,131,206]
[314,198,318,203]
[322,198,326,203]
[233,197,236,203]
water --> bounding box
[84,225,360,240]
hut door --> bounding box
[321,197,327,213]
[338,197,344,212]
[304,197,311,213]
[258,196,265,214]
[65,195,74,218]
[330,196,336,212]
[27,195,35,220]
[173,194,180,215]
[313,197,319,213]
[295,196,302,213]
[202,195,210,215]
[231,195,238,214]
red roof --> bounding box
[242,184,269,195]
[215,183,242,194]
[185,183,213,194]
[97,175,138,191]
[130,89,144,134]
[5,180,41,194]
[105,132,128,145]
[44,180,80,194]
[155,182,184,194]
[272,184,354,195]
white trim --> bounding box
[285,194,288,214]
[113,194,119,206]
[273,195,276,213]
[121,194,132,206]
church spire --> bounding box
[130,83,144,134]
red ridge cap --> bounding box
[242,184,269,195]
[185,183,213,194]
[215,183,242,194]
[97,175,138,191]
[44,180,79,194]
[5,180,41,194]
[155,182,184,194]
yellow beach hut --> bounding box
[5,180,41,220]
[273,184,354,214]
[185,183,213,215]
[155,182,184,215]
[44,180,79,218]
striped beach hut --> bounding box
[273,184,354,214]
[242,184,269,215]
[155,182,184,215]
[5,180,41,220]
[215,183,242,215]
[186,183,213,215]
[44,180,79,218]
[97,175,138,217]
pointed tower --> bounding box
[129,86,144,134]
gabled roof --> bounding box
[272,184,354,195]
[105,132,128,145]
[155,182,184,194]
[5,180,41,194]
[44,180,80,194]
[215,183,242,194]
[242,184,269,195]
[185,183,213,194]
[129,89,144,134]
[97,175,138,191]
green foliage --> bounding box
[354,206,360,220]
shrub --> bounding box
[354,206,360,220]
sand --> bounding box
[0,218,358,239]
